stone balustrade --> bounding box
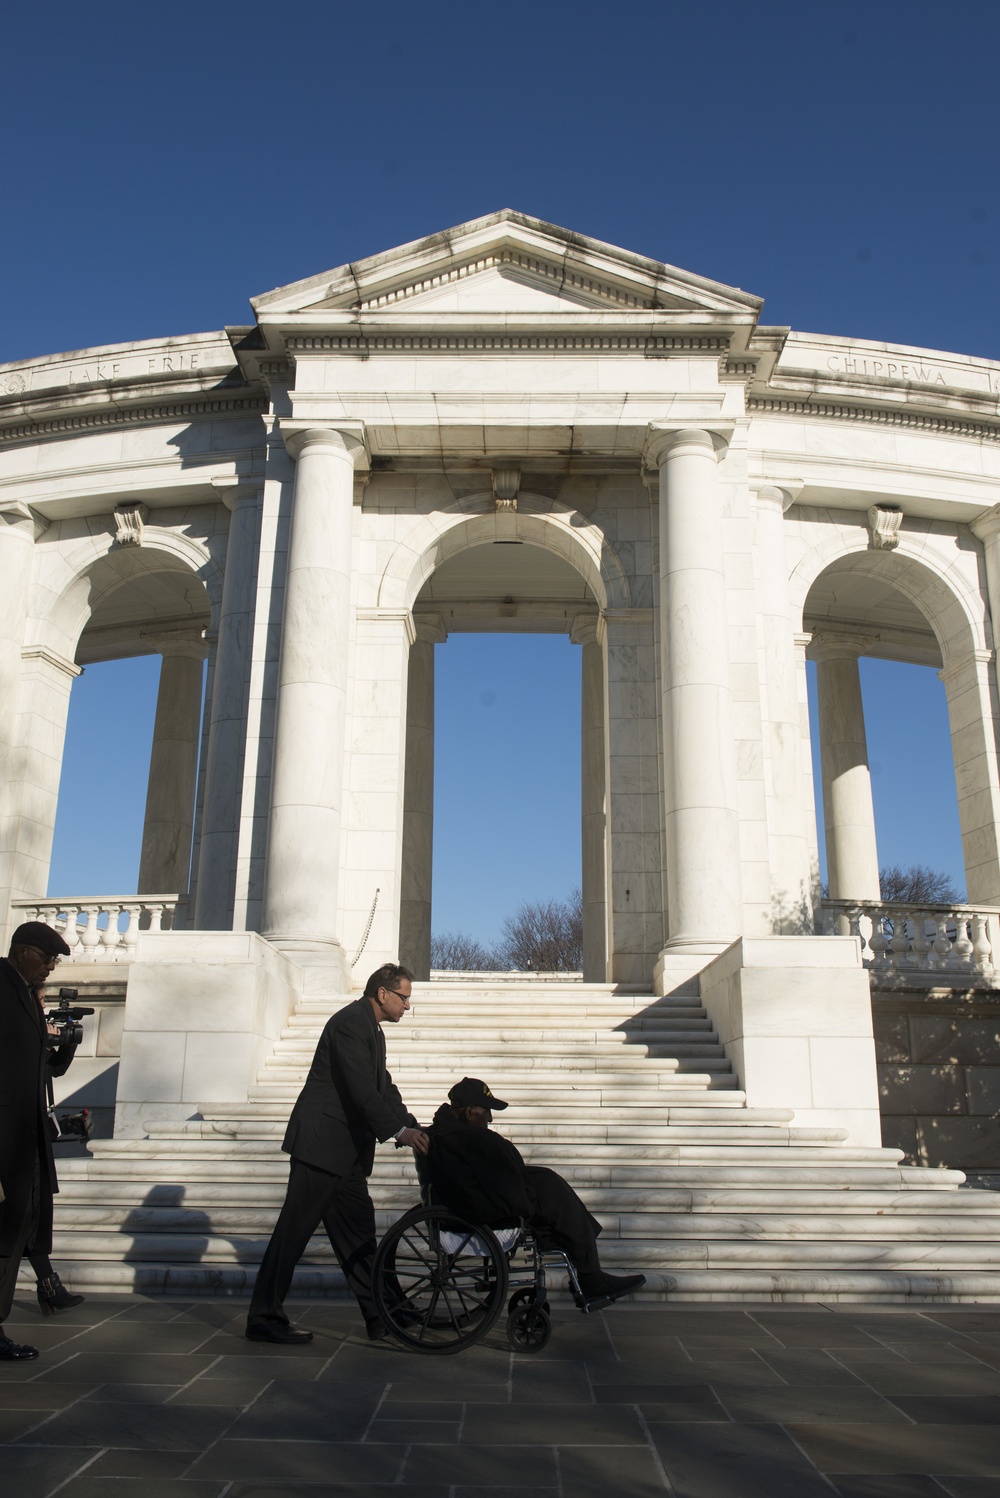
[821,898,1000,984]
[10,895,183,962]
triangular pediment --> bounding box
[251,210,763,321]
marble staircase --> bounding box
[43,977,1000,1303]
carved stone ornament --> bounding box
[492,467,521,512]
[867,504,903,550]
[114,502,149,547]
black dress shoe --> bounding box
[366,1317,388,1340]
[0,1334,39,1361]
[245,1322,313,1344]
[578,1271,647,1303]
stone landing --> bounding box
[36,978,1000,1303]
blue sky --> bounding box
[14,1,994,933]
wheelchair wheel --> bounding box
[372,1204,509,1354]
[508,1288,549,1317]
[506,1304,552,1353]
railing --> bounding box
[821,899,1000,984]
[10,896,184,963]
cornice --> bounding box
[356,249,658,311]
[747,396,1000,443]
[0,393,268,447]
[286,333,731,355]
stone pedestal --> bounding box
[194,487,261,929]
[809,633,880,902]
[649,427,742,959]
[138,640,206,896]
[699,935,882,1146]
[261,424,365,985]
[399,619,442,980]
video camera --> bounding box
[44,986,95,1049]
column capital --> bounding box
[753,482,802,514]
[279,421,369,467]
[569,612,601,646]
[413,612,448,646]
[644,425,731,468]
[211,477,263,512]
[806,630,878,664]
[1,499,49,539]
[355,607,418,646]
[140,628,208,661]
[970,504,1000,545]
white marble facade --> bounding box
[3,210,1000,1010]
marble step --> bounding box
[248,1082,741,1105]
[274,1034,724,1054]
[260,1058,733,1079]
[46,1228,1000,1269]
[53,1180,985,1213]
[31,1259,1000,1303]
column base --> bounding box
[653,940,733,997]
[261,935,351,996]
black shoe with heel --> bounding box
[37,1273,85,1316]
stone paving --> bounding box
[1,1296,1000,1497]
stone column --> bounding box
[194,486,262,928]
[261,424,365,979]
[399,617,444,980]
[808,633,880,901]
[572,616,607,982]
[138,638,206,894]
[0,502,38,940]
[648,427,742,954]
[754,486,812,930]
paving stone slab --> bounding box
[57,1481,226,1498]
[713,1383,911,1424]
[401,1443,558,1486]
[648,1421,835,1498]
[0,1447,99,1498]
[558,1444,670,1496]
[188,1438,407,1483]
[0,1382,98,1409]
[87,1448,201,1477]
[883,1395,1000,1424]
[789,1423,1000,1476]
[222,1383,381,1441]
[461,1402,645,1445]
[33,1353,216,1385]
[830,1479,954,1497]
[13,1402,243,1450]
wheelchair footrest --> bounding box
[576,1295,616,1315]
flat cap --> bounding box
[10,921,72,958]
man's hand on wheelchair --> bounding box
[396,1126,430,1155]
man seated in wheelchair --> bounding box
[423,1077,645,1305]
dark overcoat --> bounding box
[282,997,415,1178]
[0,958,58,1256]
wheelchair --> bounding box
[371,1199,598,1355]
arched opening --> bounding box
[401,537,600,978]
[801,549,989,906]
[38,552,212,938]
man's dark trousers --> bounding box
[524,1166,602,1277]
[247,1159,378,1329]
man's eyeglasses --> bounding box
[22,945,61,966]
[381,988,410,1002]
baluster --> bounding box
[80,906,101,962]
[971,913,994,981]
[145,903,165,933]
[868,906,892,969]
[910,912,933,971]
[120,905,140,961]
[953,914,975,972]
[61,907,81,959]
[100,905,122,961]
[928,916,951,971]
[889,907,913,971]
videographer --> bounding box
[25,978,87,1317]
[0,920,72,1362]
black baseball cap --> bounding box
[448,1077,508,1111]
[10,921,71,958]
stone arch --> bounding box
[789,528,986,668]
[27,523,222,662]
[376,492,631,613]
[791,526,1000,905]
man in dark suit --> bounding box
[246,962,428,1344]
[0,920,72,1362]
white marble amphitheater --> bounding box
[4,211,1000,1301]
